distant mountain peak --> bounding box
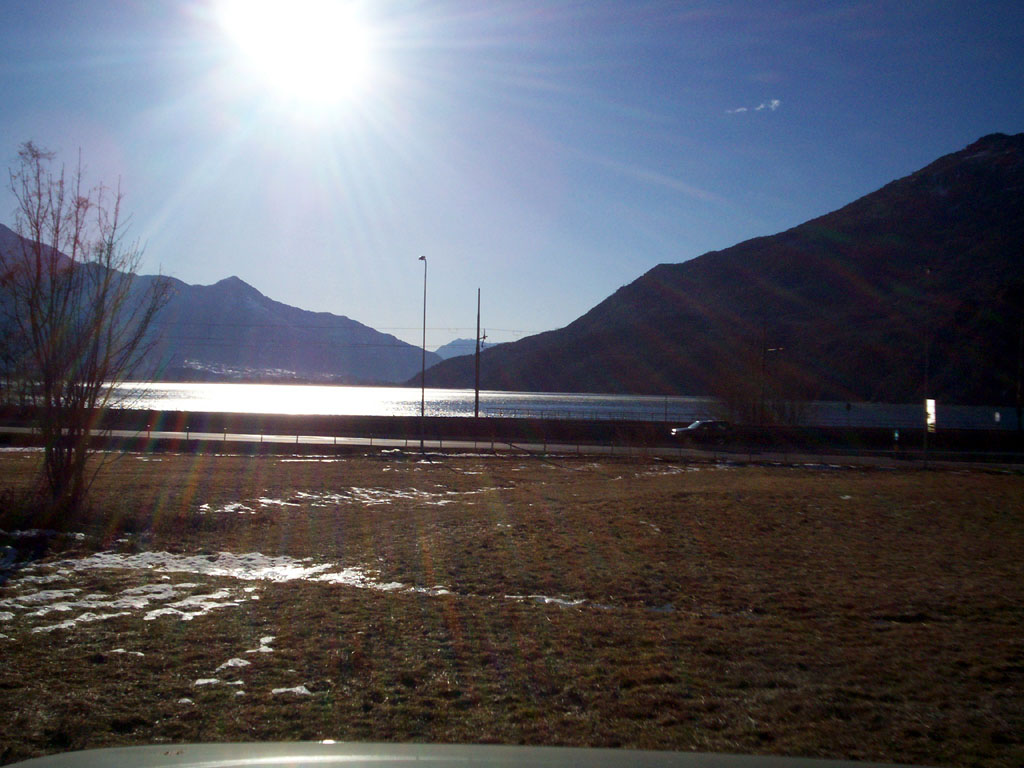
[434,337,499,360]
[146,271,442,384]
[966,131,1020,150]
[211,275,260,293]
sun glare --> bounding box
[217,0,376,108]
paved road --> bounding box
[2,425,1021,471]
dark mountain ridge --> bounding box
[422,133,1024,405]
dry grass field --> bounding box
[0,450,1022,767]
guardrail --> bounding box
[484,403,1021,431]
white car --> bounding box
[670,420,732,441]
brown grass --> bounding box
[0,451,1022,766]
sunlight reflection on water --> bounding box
[115,382,710,421]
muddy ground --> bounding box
[0,450,1021,767]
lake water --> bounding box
[116,382,1015,430]
[117,383,715,422]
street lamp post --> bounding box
[419,255,427,452]
[474,288,481,419]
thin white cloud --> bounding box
[727,98,781,114]
[584,154,726,204]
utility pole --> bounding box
[759,319,782,425]
[1016,317,1023,433]
[419,255,427,452]
[760,321,767,425]
[474,288,482,419]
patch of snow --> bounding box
[5,546,599,635]
[412,585,453,597]
[35,551,338,583]
[246,635,275,654]
[124,582,201,596]
[640,464,719,476]
[272,685,312,696]
[1,588,81,607]
[280,458,344,463]
[193,679,220,686]
[257,497,300,507]
[506,594,587,608]
[33,611,132,633]
[144,586,239,622]
[536,596,587,607]
[215,658,251,672]
[292,487,496,507]
[169,588,234,608]
[4,573,248,631]
[313,567,404,590]
[21,582,206,619]
[199,502,255,515]
[7,572,67,586]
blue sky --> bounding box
[2,1,1022,349]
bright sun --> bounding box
[217,0,376,108]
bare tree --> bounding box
[0,142,170,518]
[708,331,814,427]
